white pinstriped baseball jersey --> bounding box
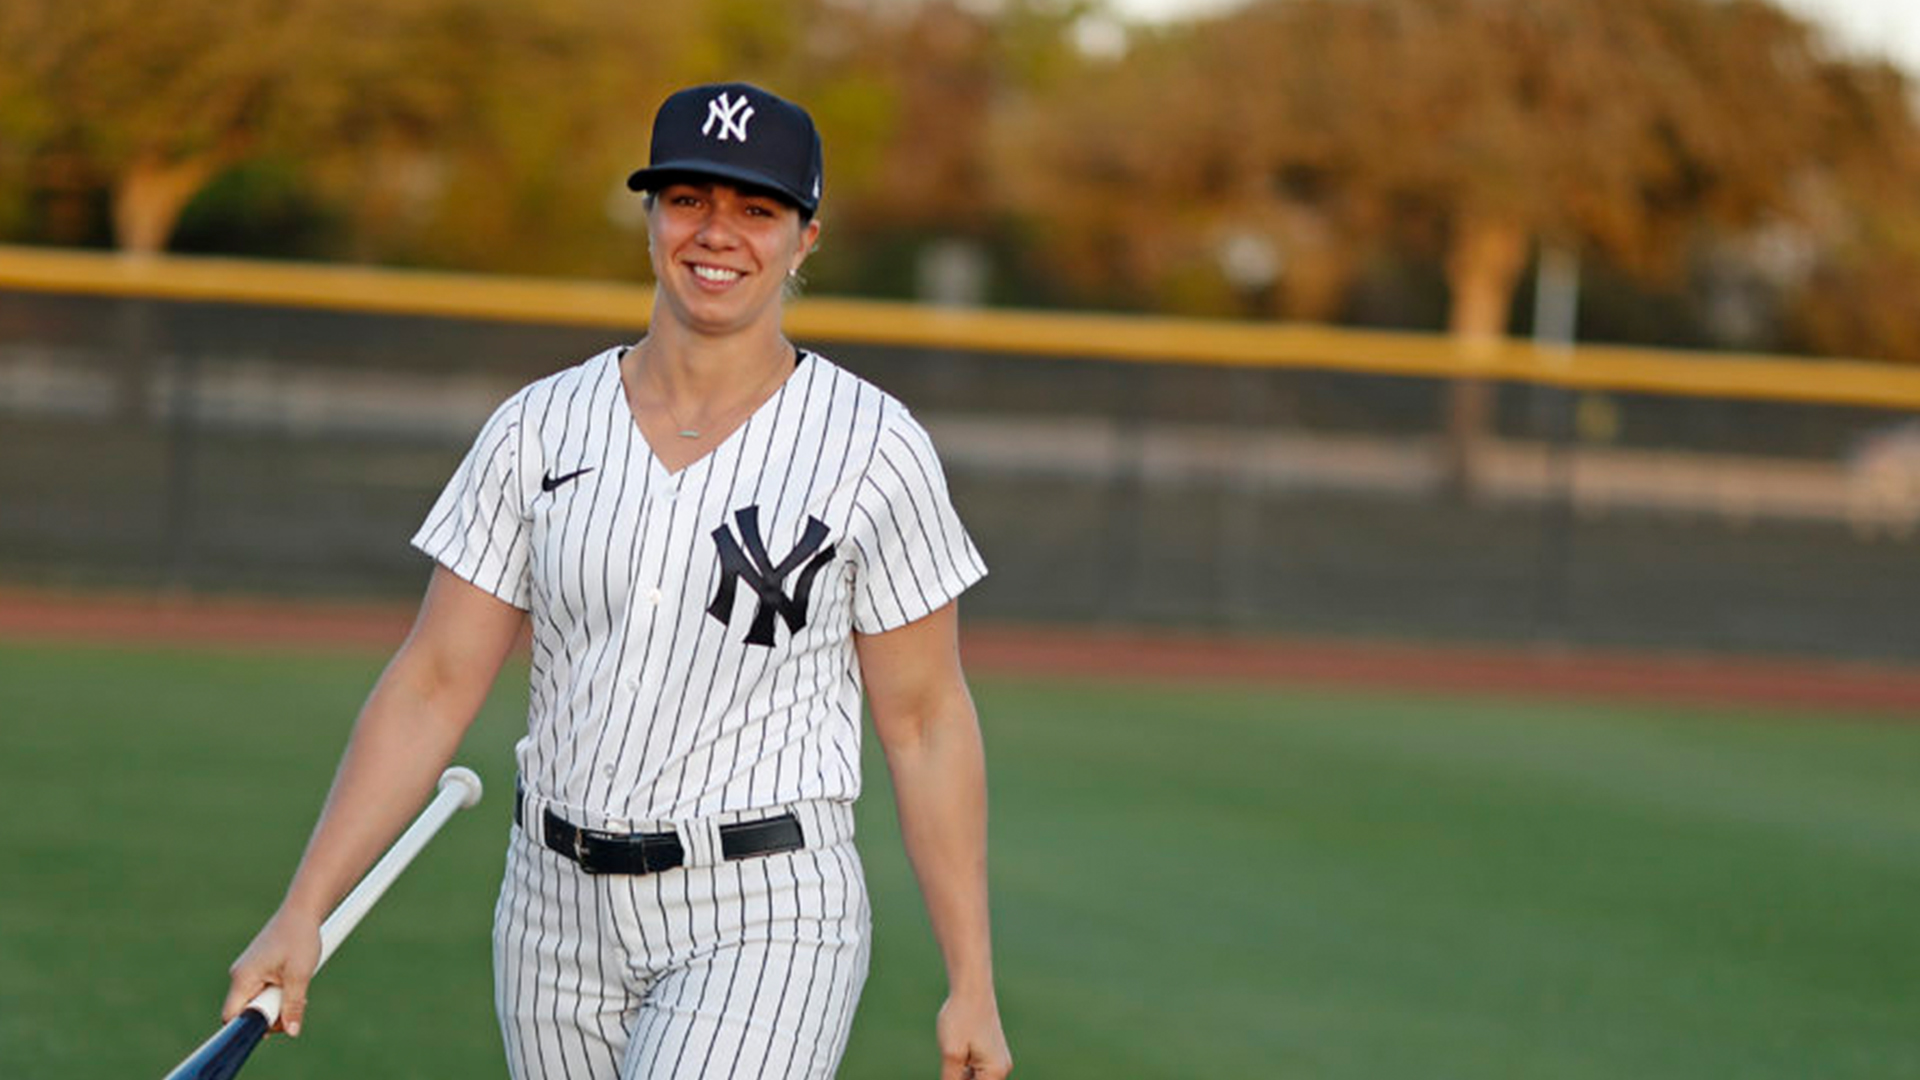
[413,345,985,824]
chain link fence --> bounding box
[2,288,1917,662]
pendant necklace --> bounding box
[660,396,702,440]
[640,341,794,441]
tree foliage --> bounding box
[1,0,1916,373]
[1002,0,1920,325]
[994,0,1920,491]
[0,0,545,251]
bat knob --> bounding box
[248,985,285,1026]
[437,766,484,809]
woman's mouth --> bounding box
[689,263,744,285]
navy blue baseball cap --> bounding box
[626,82,824,216]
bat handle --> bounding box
[243,986,286,1027]
[240,767,485,1029]
[315,766,483,960]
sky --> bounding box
[1105,0,1920,76]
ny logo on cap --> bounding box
[702,92,755,142]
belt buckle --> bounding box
[572,827,590,865]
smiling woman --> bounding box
[627,178,822,464]
[619,85,827,470]
[217,82,1011,1080]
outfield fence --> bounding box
[1,245,1917,662]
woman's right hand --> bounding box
[221,906,323,1037]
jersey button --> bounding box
[602,764,616,779]
[647,587,664,606]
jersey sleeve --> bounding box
[848,408,987,633]
[410,389,535,609]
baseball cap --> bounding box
[626,82,824,216]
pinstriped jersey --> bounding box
[412,346,985,822]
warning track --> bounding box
[2,587,1916,717]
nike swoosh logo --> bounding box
[540,467,594,493]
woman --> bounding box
[223,82,1012,1080]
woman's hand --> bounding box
[221,906,323,1036]
[938,990,1013,1079]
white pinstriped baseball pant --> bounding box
[494,797,870,1080]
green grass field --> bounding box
[1,639,1917,1079]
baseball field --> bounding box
[2,636,1917,1079]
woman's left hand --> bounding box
[937,990,1012,1079]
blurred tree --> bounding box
[1001,0,1920,492]
[1777,61,1920,364]
[0,0,675,257]
[1791,202,1920,363]
[7,0,1911,396]
[0,0,1081,277]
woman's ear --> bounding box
[796,218,823,268]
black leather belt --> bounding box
[516,787,805,876]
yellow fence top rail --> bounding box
[2,243,1917,411]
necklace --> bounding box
[636,343,708,439]
[636,341,795,440]
[659,395,702,440]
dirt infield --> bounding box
[3,586,1917,716]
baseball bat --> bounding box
[160,766,485,1080]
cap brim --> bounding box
[626,161,816,214]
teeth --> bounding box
[692,265,742,283]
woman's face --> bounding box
[646,180,818,338]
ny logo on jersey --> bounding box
[701,92,755,142]
[708,506,835,646]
